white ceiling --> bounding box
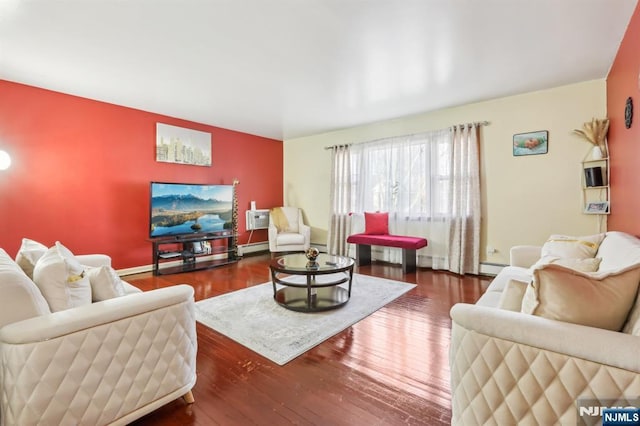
[0,0,637,140]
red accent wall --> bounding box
[607,2,640,234]
[0,80,282,268]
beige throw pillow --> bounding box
[15,238,48,279]
[498,279,529,311]
[522,263,640,331]
[530,256,602,273]
[86,266,126,302]
[32,242,92,312]
[540,233,605,259]
[270,207,291,232]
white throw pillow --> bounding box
[530,256,602,273]
[540,233,605,259]
[522,263,640,331]
[86,266,126,302]
[32,241,92,312]
[15,238,48,279]
[0,248,51,328]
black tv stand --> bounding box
[150,232,238,275]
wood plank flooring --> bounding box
[127,253,491,426]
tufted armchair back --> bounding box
[268,207,311,252]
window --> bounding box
[349,130,452,220]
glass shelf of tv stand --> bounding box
[150,232,239,276]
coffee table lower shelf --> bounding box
[274,286,350,312]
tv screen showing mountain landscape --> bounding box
[150,182,233,238]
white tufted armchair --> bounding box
[268,207,311,253]
[0,249,197,425]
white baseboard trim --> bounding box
[479,262,507,277]
[116,248,506,278]
[117,253,233,276]
[238,242,269,256]
[118,264,153,276]
[321,245,506,277]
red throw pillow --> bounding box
[364,212,389,235]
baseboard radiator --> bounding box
[116,243,505,277]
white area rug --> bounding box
[195,273,416,365]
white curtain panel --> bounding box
[340,125,481,274]
[328,145,352,256]
[447,124,481,275]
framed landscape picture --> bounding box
[513,130,548,156]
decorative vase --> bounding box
[592,145,603,160]
[305,247,319,261]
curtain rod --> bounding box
[453,120,490,128]
[323,120,490,150]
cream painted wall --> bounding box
[284,80,607,265]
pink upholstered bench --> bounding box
[346,233,428,273]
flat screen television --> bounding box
[149,182,234,238]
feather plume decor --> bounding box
[573,118,610,156]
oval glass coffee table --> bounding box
[269,253,354,312]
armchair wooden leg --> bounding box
[183,390,195,404]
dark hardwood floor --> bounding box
[127,253,491,426]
